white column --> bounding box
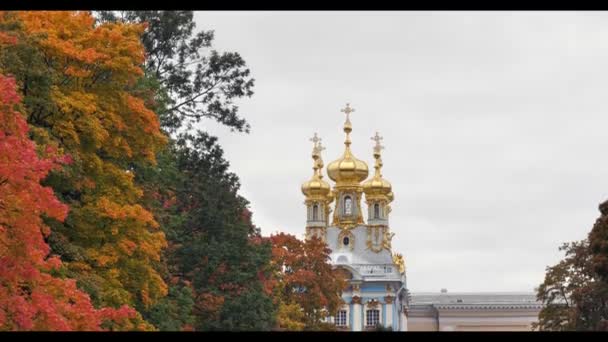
[400,309,408,331]
[384,296,394,329]
[352,296,362,331]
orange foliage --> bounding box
[0,11,170,309]
[0,74,138,331]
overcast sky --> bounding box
[193,11,608,293]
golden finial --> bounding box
[371,131,384,176]
[371,131,384,154]
[310,132,322,160]
[340,103,354,145]
[316,141,326,176]
[302,133,331,199]
[310,132,321,147]
[340,103,355,121]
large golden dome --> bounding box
[327,104,369,185]
[327,149,369,184]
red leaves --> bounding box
[268,233,347,329]
[0,74,138,331]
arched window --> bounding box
[374,203,380,219]
[344,196,352,216]
[312,204,319,221]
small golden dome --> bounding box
[302,136,331,198]
[302,172,331,197]
[327,103,369,185]
[363,132,392,199]
[363,174,392,195]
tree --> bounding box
[0,74,143,331]
[268,233,346,331]
[0,11,168,314]
[96,11,254,134]
[92,11,269,330]
[534,201,608,331]
[171,133,275,331]
[589,200,608,282]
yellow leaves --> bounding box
[277,301,306,331]
[95,197,154,225]
[68,261,92,272]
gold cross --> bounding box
[316,141,326,153]
[309,132,321,147]
[371,131,384,149]
[340,103,355,120]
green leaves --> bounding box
[535,203,608,331]
[97,11,254,133]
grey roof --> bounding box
[410,292,540,305]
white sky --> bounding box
[193,11,608,293]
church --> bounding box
[300,104,542,331]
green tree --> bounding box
[96,10,254,133]
[534,201,608,331]
[589,200,608,283]
[172,132,275,330]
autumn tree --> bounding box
[0,73,145,331]
[268,233,346,331]
[94,11,272,330]
[96,10,254,134]
[535,201,608,331]
[0,11,168,317]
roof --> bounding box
[410,292,540,305]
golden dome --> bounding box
[327,149,369,184]
[363,132,392,199]
[302,136,331,198]
[327,104,369,185]
[301,174,331,197]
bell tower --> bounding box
[326,103,369,230]
[363,131,395,253]
[301,133,333,240]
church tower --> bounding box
[301,104,409,331]
[301,133,333,240]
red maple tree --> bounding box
[0,74,137,330]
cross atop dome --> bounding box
[317,141,326,153]
[340,103,355,121]
[371,131,384,151]
[310,132,321,147]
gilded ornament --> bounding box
[367,299,380,309]
[393,253,406,274]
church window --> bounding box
[343,237,350,246]
[335,310,347,327]
[312,204,319,221]
[344,196,352,215]
[374,203,380,219]
[366,309,380,327]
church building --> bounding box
[300,104,542,332]
[301,104,408,331]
